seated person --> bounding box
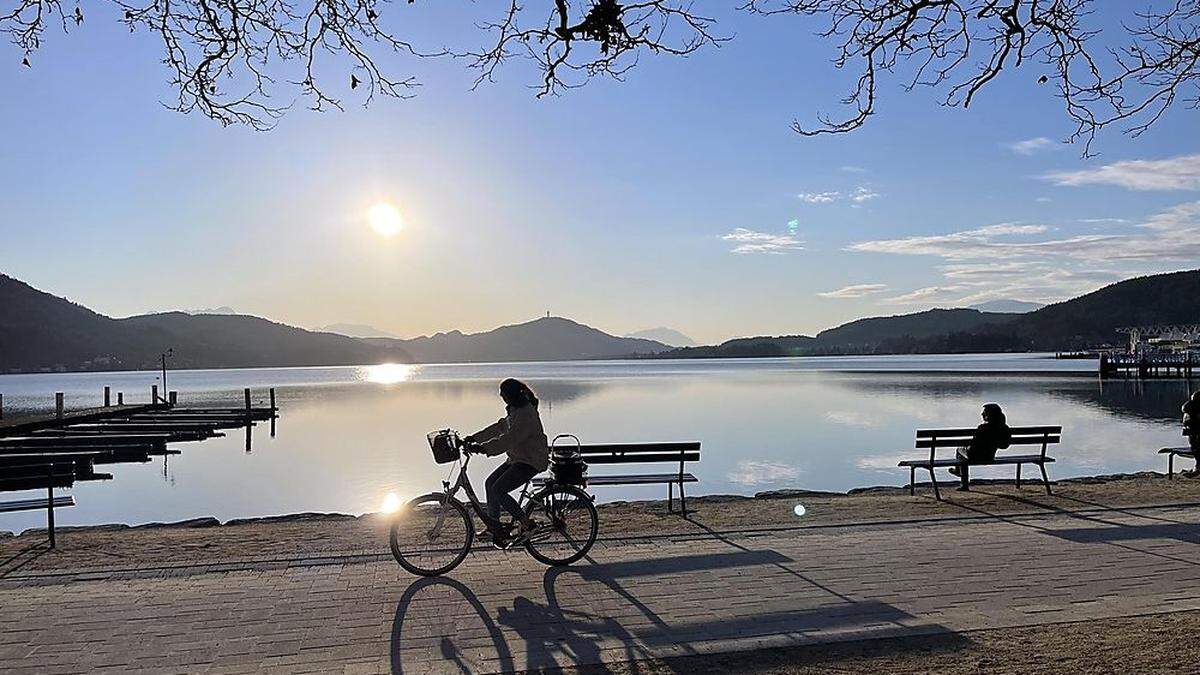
[948,403,1012,491]
[1183,392,1200,476]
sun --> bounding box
[368,202,404,237]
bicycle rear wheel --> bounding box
[390,493,473,576]
[523,484,598,566]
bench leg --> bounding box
[1016,463,1022,489]
[1039,463,1052,496]
[680,481,688,518]
[1169,453,1175,480]
[47,485,56,550]
[909,467,915,496]
[667,481,674,513]
[929,467,941,501]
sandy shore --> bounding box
[4,471,1200,574]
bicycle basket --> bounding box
[550,434,588,487]
[427,430,461,464]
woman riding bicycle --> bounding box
[463,378,549,546]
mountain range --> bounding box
[0,274,668,373]
[661,270,1200,358]
[2,269,1197,372]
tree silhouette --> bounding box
[2,0,1195,150]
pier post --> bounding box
[46,467,55,549]
[55,393,64,420]
[151,384,159,405]
[169,391,177,407]
[117,392,124,405]
[0,393,4,420]
[244,388,251,413]
[269,387,276,410]
[103,386,111,407]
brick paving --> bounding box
[3,504,1200,673]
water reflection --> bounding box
[0,362,1197,529]
[360,363,419,385]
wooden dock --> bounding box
[0,387,278,545]
[1100,353,1198,379]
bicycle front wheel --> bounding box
[524,484,598,566]
[390,493,473,576]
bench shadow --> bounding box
[0,541,49,578]
[391,545,969,673]
[937,492,1200,568]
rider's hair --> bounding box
[981,402,1006,425]
[500,378,539,408]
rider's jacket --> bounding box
[473,403,550,471]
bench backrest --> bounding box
[565,442,701,478]
[915,426,1061,464]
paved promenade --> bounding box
[4,503,1200,673]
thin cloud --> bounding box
[798,191,840,204]
[798,185,880,205]
[851,186,880,203]
[1007,137,1057,155]
[852,202,1200,306]
[840,165,868,173]
[818,283,888,299]
[722,228,804,254]
[1043,154,1200,191]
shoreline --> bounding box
[2,469,1189,539]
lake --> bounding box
[1,354,1194,532]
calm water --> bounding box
[1,354,1194,532]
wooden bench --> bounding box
[535,442,701,515]
[0,494,76,548]
[898,426,1061,500]
[1159,429,1197,479]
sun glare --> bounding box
[361,363,416,385]
[381,492,403,514]
[368,202,404,237]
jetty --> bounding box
[1099,353,1197,379]
[0,386,278,545]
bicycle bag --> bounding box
[427,430,461,464]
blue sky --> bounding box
[0,3,1197,344]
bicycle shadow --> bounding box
[390,547,966,673]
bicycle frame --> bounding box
[441,452,534,534]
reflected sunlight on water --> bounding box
[359,363,419,385]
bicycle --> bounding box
[389,430,599,576]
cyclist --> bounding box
[463,378,549,546]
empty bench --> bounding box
[0,494,76,548]
[1159,428,1197,478]
[537,442,700,515]
[898,426,1061,500]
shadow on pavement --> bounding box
[391,545,966,673]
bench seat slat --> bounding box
[575,442,700,453]
[0,496,75,513]
[916,435,1060,449]
[899,456,1056,468]
[1161,447,1197,455]
[916,426,1061,438]
[579,453,700,464]
[535,473,697,486]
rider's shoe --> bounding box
[506,521,534,546]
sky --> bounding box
[0,3,1198,345]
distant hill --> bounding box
[317,323,399,339]
[656,269,1200,358]
[625,327,696,347]
[969,299,1045,313]
[373,317,671,363]
[0,275,669,372]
